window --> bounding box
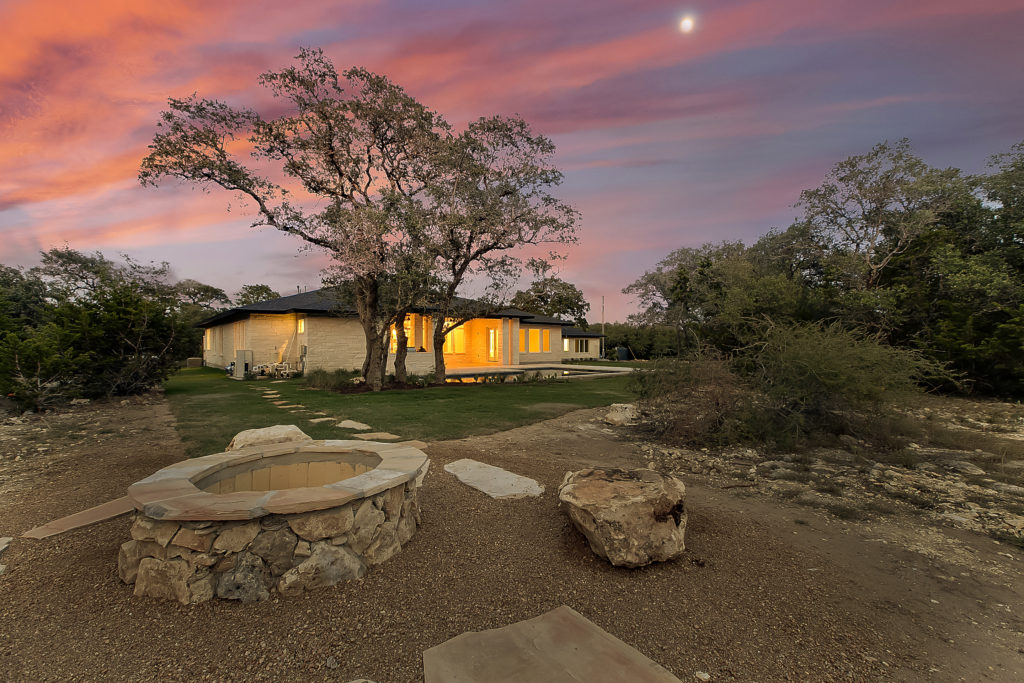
[575,339,590,353]
[519,329,526,352]
[204,329,212,351]
[542,330,550,352]
[563,338,570,352]
[297,318,305,334]
[390,318,414,353]
[529,329,540,353]
[445,325,466,354]
[488,329,497,361]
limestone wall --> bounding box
[120,481,420,603]
[563,337,603,360]
[303,317,366,371]
[517,324,564,365]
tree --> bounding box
[175,279,229,308]
[796,139,963,289]
[235,284,281,306]
[423,115,578,382]
[510,261,590,327]
[0,248,193,410]
[140,49,445,390]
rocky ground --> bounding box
[0,395,1022,681]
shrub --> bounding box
[631,321,952,450]
[305,368,361,392]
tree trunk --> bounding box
[394,312,409,384]
[379,334,389,388]
[354,276,384,392]
[432,315,447,384]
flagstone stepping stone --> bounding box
[354,432,401,441]
[423,605,682,683]
[272,400,289,405]
[276,404,302,409]
[271,380,287,383]
[308,417,335,424]
[398,440,429,450]
[337,420,372,430]
[21,496,135,539]
[443,459,543,499]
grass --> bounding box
[564,359,650,369]
[165,367,632,458]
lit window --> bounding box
[445,325,466,354]
[519,329,526,352]
[298,318,305,334]
[563,338,570,352]
[204,329,212,351]
[529,329,540,353]
[542,330,550,352]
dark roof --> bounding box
[197,289,356,328]
[562,326,605,338]
[198,289,575,328]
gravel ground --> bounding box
[1,398,1022,682]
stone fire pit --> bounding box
[119,439,429,603]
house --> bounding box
[197,289,602,376]
[561,327,605,360]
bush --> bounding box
[306,368,361,391]
[631,321,952,450]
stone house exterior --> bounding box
[198,289,593,375]
[561,327,605,360]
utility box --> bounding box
[232,350,254,380]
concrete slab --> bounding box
[353,432,401,441]
[21,496,135,539]
[443,459,543,499]
[423,605,682,683]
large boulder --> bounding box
[226,425,312,451]
[558,468,687,568]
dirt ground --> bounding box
[1,397,1022,682]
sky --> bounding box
[2,0,1023,322]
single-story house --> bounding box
[197,289,604,375]
[561,327,605,361]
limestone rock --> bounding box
[287,505,354,541]
[558,468,687,568]
[604,403,638,426]
[216,552,271,602]
[397,498,418,546]
[444,459,543,499]
[363,520,401,565]
[382,486,404,521]
[212,521,260,553]
[945,460,986,476]
[226,425,311,451]
[337,420,372,431]
[172,527,214,552]
[117,540,166,584]
[250,527,298,576]
[134,558,204,604]
[349,499,385,554]
[278,543,366,596]
[130,516,179,547]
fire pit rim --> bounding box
[126,439,428,521]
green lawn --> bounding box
[164,367,633,457]
[564,359,652,369]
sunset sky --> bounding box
[2,0,1023,321]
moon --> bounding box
[679,15,695,33]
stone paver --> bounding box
[422,605,682,683]
[308,417,335,424]
[338,420,372,430]
[353,432,401,441]
[21,496,135,539]
[443,459,543,499]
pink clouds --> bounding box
[1,0,1022,322]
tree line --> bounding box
[0,247,280,411]
[624,138,1024,397]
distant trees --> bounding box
[511,262,589,328]
[0,248,203,411]
[234,284,280,306]
[625,138,1024,396]
[141,48,576,389]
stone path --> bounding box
[443,459,544,499]
[354,432,401,441]
[251,385,403,440]
[422,605,682,683]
